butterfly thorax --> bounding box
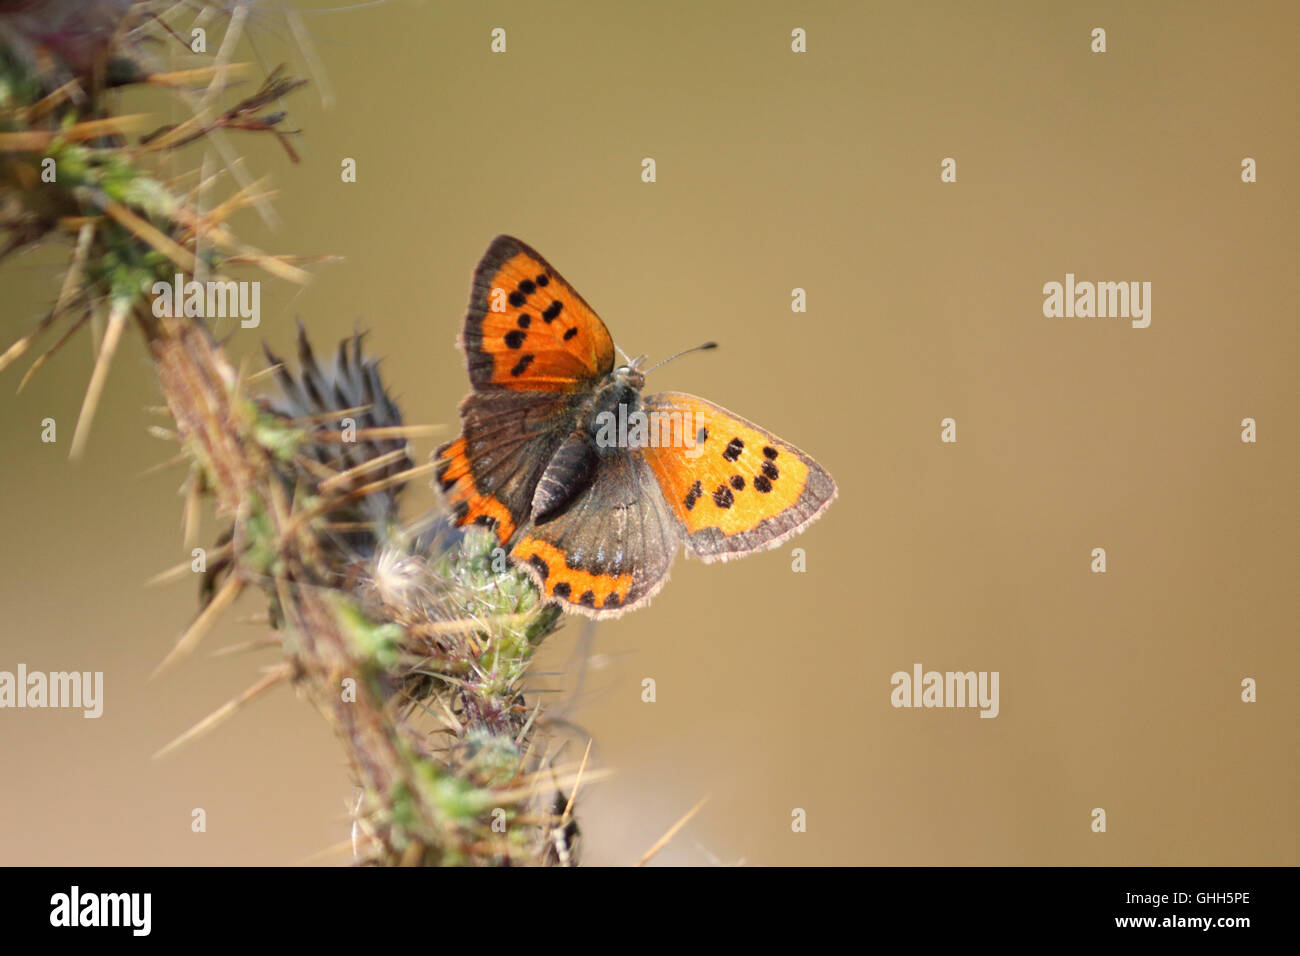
[530,365,645,525]
[584,364,646,445]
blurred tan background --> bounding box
[1,0,1296,865]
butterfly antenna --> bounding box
[642,341,717,375]
[613,341,635,365]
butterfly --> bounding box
[435,236,837,619]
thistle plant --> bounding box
[1,1,592,866]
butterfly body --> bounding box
[437,236,837,618]
[529,363,645,523]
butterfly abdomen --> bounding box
[531,369,645,524]
[531,431,600,524]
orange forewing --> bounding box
[467,237,615,392]
[640,392,836,555]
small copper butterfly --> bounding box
[436,236,838,618]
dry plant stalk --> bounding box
[2,1,584,866]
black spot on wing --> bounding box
[683,479,703,511]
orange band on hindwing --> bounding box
[511,535,633,611]
[434,436,516,544]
